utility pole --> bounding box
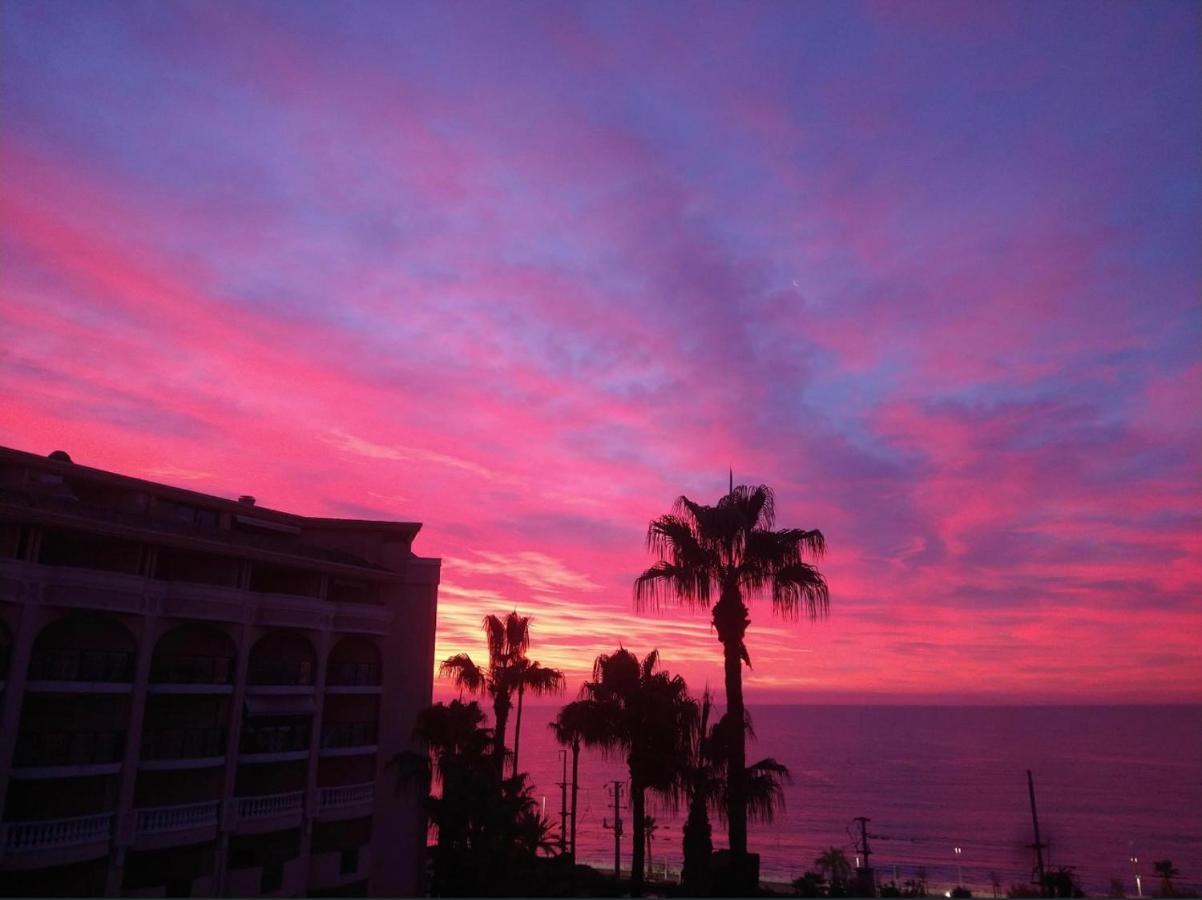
[854,817,873,870]
[556,750,568,856]
[602,781,624,879]
[1027,770,1047,888]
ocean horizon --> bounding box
[504,703,1202,896]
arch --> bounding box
[28,614,136,682]
[152,623,237,684]
[326,637,382,687]
[247,630,316,686]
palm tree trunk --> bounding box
[570,738,580,859]
[512,682,525,777]
[714,592,750,888]
[493,692,511,774]
[630,779,646,896]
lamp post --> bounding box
[1130,856,1142,898]
[954,847,963,887]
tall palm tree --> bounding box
[549,699,605,860]
[635,481,828,883]
[510,657,566,777]
[576,648,697,896]
[439,611,535,771]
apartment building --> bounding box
[0,446,440,897]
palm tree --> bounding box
[1154,860,1178,897]
[550,699,605,860]
[680,692,791,896]
[635,481,828,882]
[439,611,535,771]
[509,656,566,777]
[576,648,697,896]
[814,847,852,891]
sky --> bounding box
[1,1,1199,705]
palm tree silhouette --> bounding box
[814,847,852,891]
[510,656,565,777]
[575,648,697,896]
[440,611,554,772]
[635,481,827,883]
[680,690,790,896]
[550,699,606,860]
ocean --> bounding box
[511,705,1201,896]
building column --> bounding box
[215,618,253,897]
[0,592,47,841]
[105,608,159,897]
[297,628,332,895]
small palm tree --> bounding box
[576,648,698,896]
[635,481,828,884]
[509,656,565,777]
[550,699,606,860]
[814,847,852,890]
[440,611,540,771]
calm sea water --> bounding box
[512,705,1201,896]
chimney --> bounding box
[238,495,256,506]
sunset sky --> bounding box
[2,2,1199,704]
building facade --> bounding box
[0,446,440,897]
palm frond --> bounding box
[439,654,487,694]
[770,562,830,620]
[634,561,713,611]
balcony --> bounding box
[246,659,313,692]
[139,727,227,769]
[2,812,113,853]
[319,722,378,757]
[148,654,233,693]
[25,648,134,692]
[318,783,374,820]
[239,722,311,762]
[324,661,381,694]
[11,730,125,778]
[235,791,304,833]
[135,801,220,836]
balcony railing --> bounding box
[27,648,134,683]
[13,730,125,767]
[135,801,220,834]
[247,659,313,687]
[236,791,304,820]
[320,721,378,749]
[240,722,311,754]
[319,783,375,810]
[326,661,380,687]
[150,655,233,685]
[140,727,227,760]
[2,812,113,851]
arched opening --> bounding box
[28,614,136,683]
[151,623,236,685]
[247,631,315,687]
[326,638,381,687]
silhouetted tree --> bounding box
[635,482,828,887]
[390,699,559,896]
[576,648,697,896]
[814,847,853,895]
[1154,860,1179,898]
[550,700,606,860]
[510,656,565,777]
[440,611,540,772]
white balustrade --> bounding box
[319,783,375,809]
[236,791,304,819]
[3,812,113,851]
[135,801,220,834]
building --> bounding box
[0,446,440,897]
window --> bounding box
[340,848,360,876]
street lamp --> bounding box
[1130,856,1142,898]
[954,847,963,887]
